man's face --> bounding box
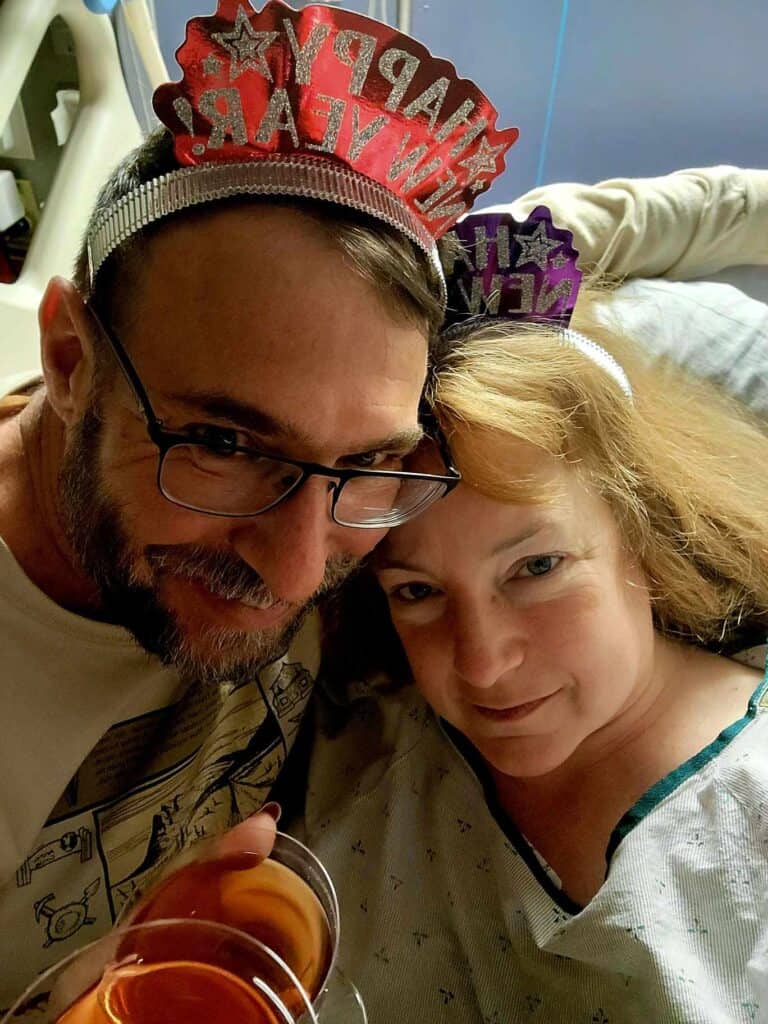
[60,205,429,682]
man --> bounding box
[0,1,516,1006]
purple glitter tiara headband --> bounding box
[441,206,633,400]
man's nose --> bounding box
[452,599,527,690]
[228,477,339,604]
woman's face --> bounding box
[375,444,658,778]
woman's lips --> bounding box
[473,692,559,723]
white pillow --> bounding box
[598,279,768,416]
[701,265,768,305]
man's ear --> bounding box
[39,277,99,426]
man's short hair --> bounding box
[74,128,446,348]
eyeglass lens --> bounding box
[159,444,448,526]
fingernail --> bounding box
[260,801,282,823]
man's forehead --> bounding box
[127,208,428,348]
[146,202,332,255]
[117,202,430,454]
[123,206,346,321]
[159,386,425,454]
[125,319,427,454]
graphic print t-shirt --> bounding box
[0,382,321,1013]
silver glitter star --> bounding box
[551,253,569,269]
[202,53,223,77]
[514,221,561,270]
[459,137,506,183]
[470,180,487,193]
[212,6,278,82]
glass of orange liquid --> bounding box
[4,919,317,1023]
[4,834,366,1023]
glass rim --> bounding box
[271,831,340,934]
[256,831,340,999]
[266,835,342,1019]
[3,916,318,1024]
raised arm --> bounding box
[485,166,768,279]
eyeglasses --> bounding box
[86,306,461,529]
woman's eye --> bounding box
[389,581,436,603]
[515,554,562,578]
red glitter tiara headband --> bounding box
[86,0,520,302]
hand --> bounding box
[213,802,281,860]
[119,802,282,926]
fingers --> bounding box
[214,803,282,861]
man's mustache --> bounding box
[143,545,358,607]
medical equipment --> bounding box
[367,0,412,34]
[0,0,148,375]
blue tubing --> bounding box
[82,0,121,13]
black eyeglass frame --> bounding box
[86,305,461,528]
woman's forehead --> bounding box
[378,455,616,571]
[377,483,561,561]
[451,426,559,479]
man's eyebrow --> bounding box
[163,389,424,453]
[165,390,293,437]
[357,427,424,454]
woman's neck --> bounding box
[488,640,762,904]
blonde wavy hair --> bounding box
[428,288,768,650]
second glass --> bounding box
[124,831,364,1022]
[5,919,318,1024]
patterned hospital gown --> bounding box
[298,648,768,1024]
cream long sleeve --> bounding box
[482,166,768,279]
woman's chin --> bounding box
[474,734,573,780]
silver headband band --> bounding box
[85,156,447,306]
[561,328,633,400]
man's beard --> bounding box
[58,406,358,684]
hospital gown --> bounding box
[298,647,768,1024]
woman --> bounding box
[299,285,768,1023]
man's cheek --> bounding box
[118,495,217,551]
[347,526,389,559]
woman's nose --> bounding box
[452,599,527,690]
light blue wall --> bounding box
[155,1,768,203]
